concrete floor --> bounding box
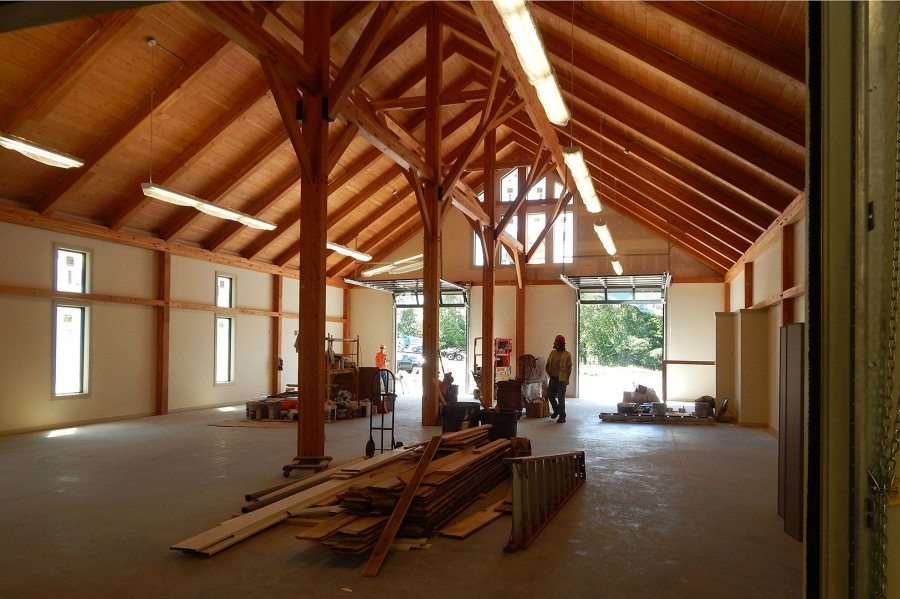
[0,396,802,598]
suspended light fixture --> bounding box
[563,146,601,213]
[610,256,623,276]
[141,183,276,230]
[326,242,372,262]
[388,260,423,275]
[593,218,617,256]
[493,0,570,126]
[361,254,424,277]
[0,133,84,169]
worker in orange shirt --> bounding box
[375,344,389,391]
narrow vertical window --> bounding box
[54,304,88,395]
[473,233,484,267]
[499,216,517,265]
[56,247,88,293]
[526,213,546,264]
[553,211,574,264]
[216,274,234,308]
[215,317,234,384]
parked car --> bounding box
[440,348,464,361]
[397,353,425,373]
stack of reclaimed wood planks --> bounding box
[171,425,510,558]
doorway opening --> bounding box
[565,274,668,408]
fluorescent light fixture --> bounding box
[611,256,623,276]
[47,427,78,438]
[389,260,423,275]
[493,0,570,126]
[141,183,276,230]
[361,254,424,277]
[593,219,617,256]
[0,133,84,169]
[360,264,393,278]
[327,242,372,262]
[562,146,602,213]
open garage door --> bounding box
[344,278,470,395]
[561,274,669,406]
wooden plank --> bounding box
[341,448,413,473]
[438,499,506,539]
[295,513,361,541]
[363,435,442,577]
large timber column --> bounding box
[515,166,527,369]
[297,2,331,458]
[421,5,442,426]
[481,130,497,409]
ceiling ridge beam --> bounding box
[34,34,231,216]
[110,85,271,231]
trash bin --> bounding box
[495,380,523,412]
[265,399,282,420]
[442,401,482,433]
[481,409,518,440]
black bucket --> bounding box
[442,401,482,433]
[481,409,518,440]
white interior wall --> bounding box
[523,285,576,394]
[0,222,157,433]
[666,283,722,400]
[730,271,745,311]
[754,239,782,306]
[349,288,394,368]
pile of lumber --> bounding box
[333,436,511,542]
[172,425,510,559]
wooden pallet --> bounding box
[599,412,715,425]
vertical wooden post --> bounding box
[155,251,170,415]
[724,280,731,312]
[343,284,351,340]
[297,1,331,458]
[481,129,497,409]
[272,274,283,395]
[421,4,442,426]
[744,261,754,309]
[515,166,527,373]
[782,223,795,324]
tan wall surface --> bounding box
[767,304,782,432]
[667,283,722,400]
[754,238,782,306]
[349,288,394,369]
[170,255,272,309]
[730,270,745,311]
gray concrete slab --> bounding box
[0,396,801,598]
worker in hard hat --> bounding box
[375,344,390,391]
[545,334,573,423]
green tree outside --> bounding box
[397,308,421,338]
[578,303,663,369]
[439,307,467,350]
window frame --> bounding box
[215,272,235,308]
[552,210,575,264]
[54,244,91,294]
[214,315,235,385]
[52,301,90,397]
